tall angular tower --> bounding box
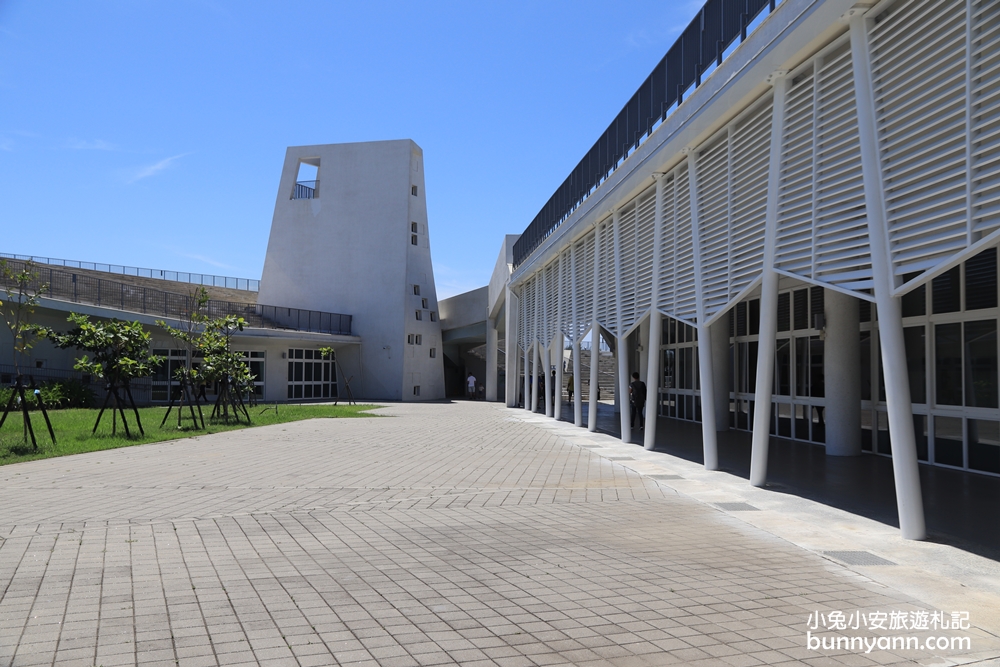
[258,140,445,400]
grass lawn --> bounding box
[0,403,384,466]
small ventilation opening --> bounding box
[411,185,418,196]
[292,158,320,199]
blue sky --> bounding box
[0,0,700,298]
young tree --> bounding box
[47,314,161,437]
[156,287,210,429]
[200,314,252,423]
[0,260,56,448]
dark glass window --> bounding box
[795,337,809,397]
[932,266,961,314]
[749,298,760,335]
[914,414,928,461]
[810,287,824,329]
[901,273,926,318]
[877,411,891,455]
[964,320,998,408]
[935,323,963,405]
[860,299,872,323]
[966,248,998,311]
[903,326,926,404]
[736,302,747,337]
[812,406,825,443]
[860,332,872,401]
[969,419,1000,474]
[793,289,808,330]
[809,336,824,398]
[777,292,790,332]
[775,339,791,395]
[934,416,964,467]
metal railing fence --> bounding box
[513,0,779,268]
[292,180,319,199]
[0,252,260,291]
[0,259,352,336]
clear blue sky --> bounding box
[0,1,700,298]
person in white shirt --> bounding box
[466,373,477,399]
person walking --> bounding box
[466,373,477,400]
[628,371,647,429]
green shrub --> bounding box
[0,379,95,411]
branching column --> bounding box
[644,174,666,450]
[750,71,788,487]
[685,150,718,470]
[849,11,925,539]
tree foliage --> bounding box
[48,314,161,386]
[0,260,48,374]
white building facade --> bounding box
[258,140,445,401]
[500,0,1000,540]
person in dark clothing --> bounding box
[628,371,647,429]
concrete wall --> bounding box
[439,286,487,332]
[488,235,519,319]
[257,140,445,400]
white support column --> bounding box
[571,242,584,427]
[554,336,563,421]
[685,150,718,469]
[588,225,602,432]
[825,288,862,456]
[573,338,583,426]
[542,339,555,417]
[531,274,541,413]
[750,70,789,487]
[505,288,519,407]
[531,342,540,413]
[711,315,731,432]
[486,316,498,402]
[644,175,666,450]
[849,12,925,540]
[523,286,531,411]
[539,268,552,417]
[611,210,632,443]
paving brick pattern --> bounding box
[0,402,985,666]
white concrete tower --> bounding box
[258,140,445,401]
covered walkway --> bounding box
[557,400,1000,562]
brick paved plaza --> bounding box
[1,402,998,667]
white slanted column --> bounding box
[553,336,563,421]
[710,315,731,432]
[612,210,632,443]
[573,338,583,426]
[505,287,519,407]
[588,224,602,432]
[644,174,666,450]
[531,274,541,413]
[532,343,540,413]
[685,150,718,469]
[544,336,553,417]
[849,12,925,540]
[523,287,531,411]
[825,288,862,456]
[571,243,584,427]
[750,71,788,487]
[486,316,498,402]
[543,271,554,419]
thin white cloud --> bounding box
[180,253,237,271]
[127,153,190,183]
[66,138,117,151]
